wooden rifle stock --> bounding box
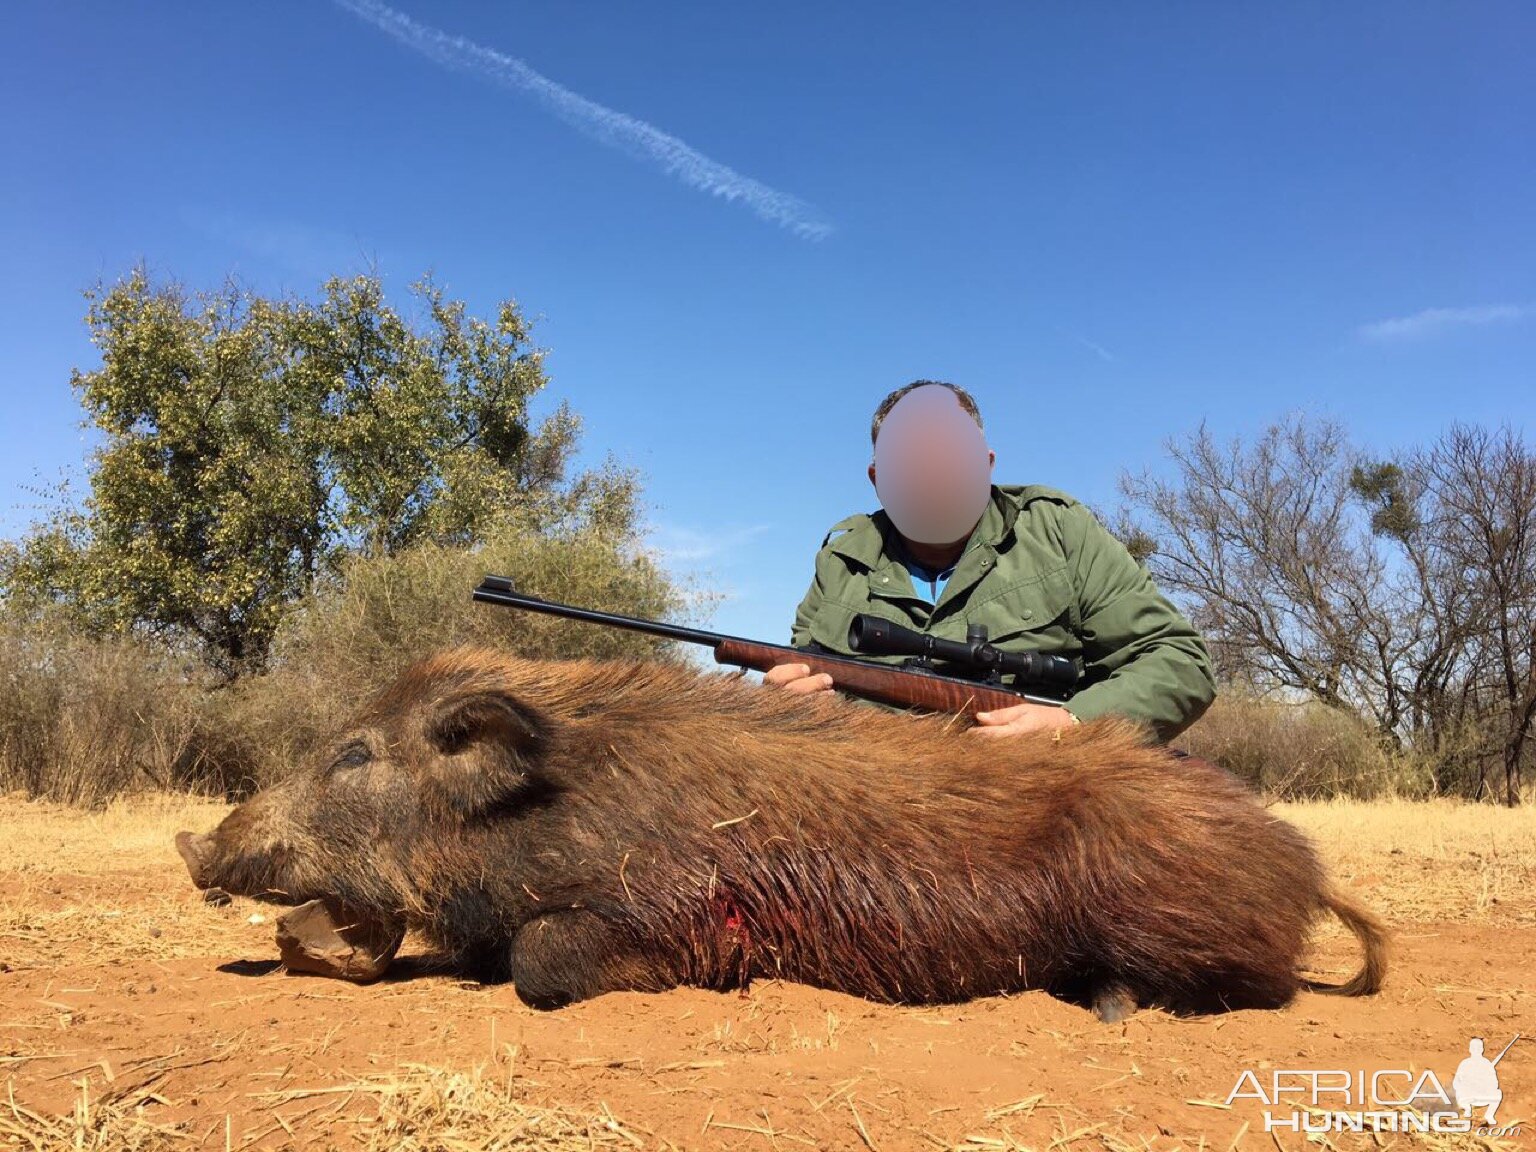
[714,639,1036,718]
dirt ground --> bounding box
[1,794,1532,1151]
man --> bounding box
[764,381,1215,742]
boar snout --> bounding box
[176,830,214,889]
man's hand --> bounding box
[763,663,835,695]
[970,701,1079,738]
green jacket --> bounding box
[789,484,1215,742]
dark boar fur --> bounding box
[177,648,1387,1020]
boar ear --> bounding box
[424,691,550,817]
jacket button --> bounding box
[1023,610,1032,618]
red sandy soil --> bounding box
[2,797,1532,1150]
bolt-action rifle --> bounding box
[472,575,1078,720]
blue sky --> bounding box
[2,1,1532,644]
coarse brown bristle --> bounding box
[346,646,1382,1014]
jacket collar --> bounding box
[829,484,1024,570]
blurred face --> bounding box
[871,385,993,544]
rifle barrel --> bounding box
[472,574,1069,709]
[1490,1033,1520,1066]
[473,576,727,647]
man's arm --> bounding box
[789,528,852,648]
[1060,504,1216,741]
[789,570,821,649]
[764,551,839,696]
[782,548,908,709]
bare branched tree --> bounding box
[1412,426,1534,804]
[1120,416,1534,805]
[1117,417,1401,723]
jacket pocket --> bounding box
[964,565,1077,654]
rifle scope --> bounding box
[848,615,1079,692]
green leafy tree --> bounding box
[2,267,638,676]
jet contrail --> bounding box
[330,0,833,240]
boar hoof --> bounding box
[1091,981,1140,1023]
[275,900,404,983]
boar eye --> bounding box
[329,741,373,772]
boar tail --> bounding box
[1304,886,1389,997]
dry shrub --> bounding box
[1,523,711,803]
[1404,709,1523,802]
[278,523,700,686]
[193,523,713,793]
[1177,688,1424,800]
[0,612,255,807]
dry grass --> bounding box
[0,792,253,975]
[0,792,229,876]
[344,1062,672,1151]
[2,1077,194,1151]
[1,1064,666,1151]
[9,1075,1518,1152]
[1280,797,1536,923]
[5,1073,1523,1152]
[0,879,264,976]
[0,619,240,808]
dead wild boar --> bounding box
[176,648,1387,1020]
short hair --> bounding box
[870,380,983,448]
